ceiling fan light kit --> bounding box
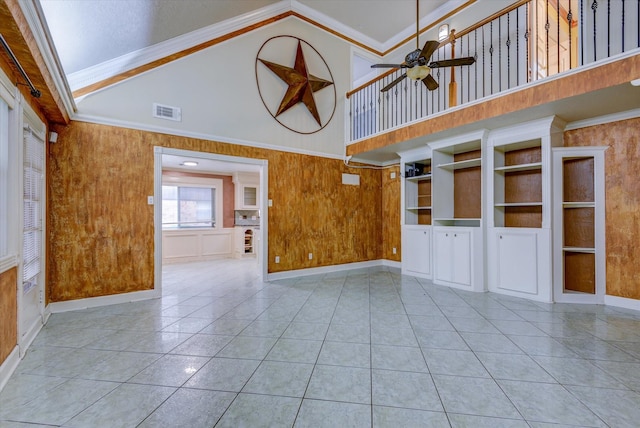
[406,65,431,81]
[372,0,475,93]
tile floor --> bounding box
[2,258,640,427]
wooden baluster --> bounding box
[448,29,458,107]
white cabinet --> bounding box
[486,228,552,301]
[486,116,564,302]
[433,226,482,291]
[233,172,259,209]
[402,225,431,278]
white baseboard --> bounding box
[0,346,20,392]
[380,259,402,269]
[267,259,394,281]
[48,289,160,313]
[604,294,640,312]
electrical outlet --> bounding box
[392,247,397,254]
[268,199,273,207]
[275,256,280,263]
[147,196,154,205]
[390,172,396,179]
[308,253,313,260]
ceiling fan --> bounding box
[371,0,476,92]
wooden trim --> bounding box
[452,0,531,40]
[1,0,69,124]
[73,11,292,98]
[74,1,478,99]
[290,12,382,56]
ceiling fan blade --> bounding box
[381,74,408,92]
[420,40,440,61]
[428,57,476,68]
[371,63,408,69]
[422,74,439,91]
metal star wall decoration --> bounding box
[258,40,334,126]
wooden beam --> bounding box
[0,0,70,125]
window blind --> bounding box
[23,126,43,295]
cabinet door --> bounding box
[404,228,431,275]
[434,229,453,282]
[497,232,538,294]
[451,231,471,286]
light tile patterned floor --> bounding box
[2,258,640,427]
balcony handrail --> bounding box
[346,0,531,99]
[346,0,639,143]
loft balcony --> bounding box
[346,0,640,164]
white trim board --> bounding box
[604,295,640,312]
[47,289,160,313]
[267,259,399,281]
[0,346,20,393]
[73,113,347,163]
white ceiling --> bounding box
[38,0,454,76]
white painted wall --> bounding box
[76,17,351,157]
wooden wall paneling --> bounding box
[504,146,542,166]
[505,170,542,203]
[504,206,542,228]
[0,267,17,363]
[564,117,640,299]
[382,165,400,261]
[563,207,595,248]
[454,167,481,219]
[48,121,384,301]
[563,158,595,202]
[564,252,596,294]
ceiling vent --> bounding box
[153,103,181,122]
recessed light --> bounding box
[181,161,198,166]
[631,78,640,87]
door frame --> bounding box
[153,147,268,294]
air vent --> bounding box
[152,103,181,122]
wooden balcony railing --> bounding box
[346,0,640,143]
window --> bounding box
[23,126,44,294]
[0,98,8,258]
[162,185,216,228]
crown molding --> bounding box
[565,108,640,131]
[72,112,348,162]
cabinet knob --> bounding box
[454,234,457,237]
[500,235,503,239]
[445,233,448,237]
[423,231,427,235]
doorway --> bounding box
[153,147,268,294]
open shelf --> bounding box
[404,158,432,226]
[563,202,595,208]
[563,247,596,253]
[437,158,481,170]
[495,202,542,207]
[406,173,432,181]
[493,141,543,228]
[562,156,596,295]
[434,218,481,227]
[494,162,542,173]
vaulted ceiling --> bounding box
[38,0,464,93]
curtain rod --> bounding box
[0,33,41,98]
